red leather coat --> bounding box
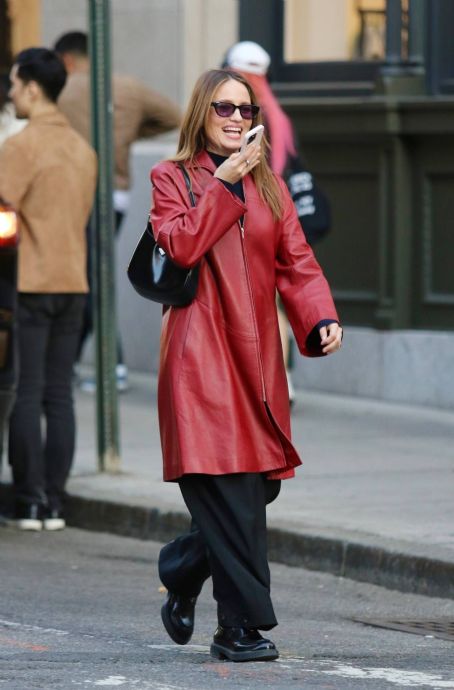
[150,151,338,482]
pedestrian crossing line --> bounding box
[0,617,69,637]
[303,662,454,689]
[146,643,209,653]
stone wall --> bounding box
[41,0,238,106]
[294,328,454,409]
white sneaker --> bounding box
[9,504,42,531]
[42,507,66,530]
[78,366,129,393]
[116,364,129,392]
[43,518,66,531]
[13,517,43,531]
[79,377,96,394]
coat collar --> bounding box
[183,149,216,173]
[183,149,258,198]
[29,109,70,128]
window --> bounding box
[283,0,387,63]
[240,0,454,97]
[239,0,387,96]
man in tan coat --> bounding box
[54,31,182,390]
[0,48,97,530]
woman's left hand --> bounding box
[319,322,343,355]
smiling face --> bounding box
[205,78,253,156]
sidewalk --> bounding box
[5,369,454,598]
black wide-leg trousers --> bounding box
[159,473,281,631]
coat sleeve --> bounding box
[275,178,339,358]
[150,162,246,268]
[136,81,182,138]
[0,134,34,209]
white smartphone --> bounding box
[240,124,264,154]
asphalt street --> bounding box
[1,527,453,690]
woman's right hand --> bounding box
[214,143,261,184]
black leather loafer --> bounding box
[210,625,279,662]
[161,592,197,645]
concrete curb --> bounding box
[63,493,454,601]
[1,483,452,600]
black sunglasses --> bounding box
[210,101,260,120]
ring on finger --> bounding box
[245,159,250,166]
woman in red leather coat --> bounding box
[151,69,342,662]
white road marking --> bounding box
[0,617,133,646]
[74,679,183,689]
[318,663,454,688]
[147,643,209,654]
[4,618,451,689]
[0,617,69,636]
[278,658,454,688]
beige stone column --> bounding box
[7,0,41,54]
[178,0,238,105]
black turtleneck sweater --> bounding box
[208,152,244,203]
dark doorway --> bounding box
[0,0,12,75]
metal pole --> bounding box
[408,0,425,70]
[384,0,404,71]
[88,0,121,472]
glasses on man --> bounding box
[210,102,260,120]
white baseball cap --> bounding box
[226,41,271,76]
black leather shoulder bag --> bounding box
[127,163,200,306]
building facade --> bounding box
[1,0,238,105]
[240,0,454,408]
[1,0,453,407]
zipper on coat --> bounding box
[238,219,266,401]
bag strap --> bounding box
[177,163,196,208]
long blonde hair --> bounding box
[172,69,283,221]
